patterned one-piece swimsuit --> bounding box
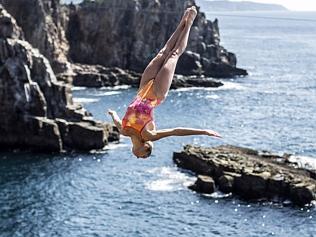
[122,79,162,138]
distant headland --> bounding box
[196,0,288,11]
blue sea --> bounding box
[1,11,316,237]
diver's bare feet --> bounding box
[180,8,191,26]
[187,6,197,25]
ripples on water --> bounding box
[1,11,316,237]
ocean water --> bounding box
[1,11,316,237]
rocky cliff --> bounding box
[0,5,119,152]
[66,0,247,78]
[0,0,72,76]
[1,0,247,83]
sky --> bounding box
[62,0,316,11]
[231,0,316,11]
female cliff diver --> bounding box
[108,6,221,159]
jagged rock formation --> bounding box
[0,6,24,40]
[0,5,119,152]
[173,145,316,206]
[72,63,223,88]
[0,0,72,76]
[66,0,247,78]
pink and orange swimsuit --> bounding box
[122,79,162,138]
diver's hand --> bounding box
[107,109,123,133]
[204,130,222,138]
[107,109,117,116]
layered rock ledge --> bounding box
[0,5,119,152]
[71,63,223,89]
[173,145,316,206]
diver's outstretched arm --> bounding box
[146,127,221,141]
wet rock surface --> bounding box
[0,5,119,152]
[173,144,316,206]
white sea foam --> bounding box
[288,155,316,171]
[94,91,122,96]
[89,143,129,154]
[202,191,232,199]
[72,97,100,103]
[262,90,275,94]
[174,81,246,92]
[218,81,246,91]
[104,143,129,150]
[100,85,131,90]
[72,86,87,91]
[145,167,195,192]
[72,85,130,91]
[205,94,220,100]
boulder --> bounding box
[218,173,237,193]
[171,75,223,89]
[289,183,316,206]
[0,116,62,152]
[71,63,139,88]
[267,173,289,197]
[189,175,215,194]
[67,122,105,150]
[0,6,24,39]
[204,62,248,78]
[173,151,213,175]
[234,171,270,199]
[176,51,202,75]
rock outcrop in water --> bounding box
[0,5,119,152]
[66,0,247,78]
[173,145,316,206]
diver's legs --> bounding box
[139,9,190,89]
[153,7,197,100]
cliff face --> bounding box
[0,5,118,152]
[1,0,246,79]
[66,0,247,77]
[0,0,71,75]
